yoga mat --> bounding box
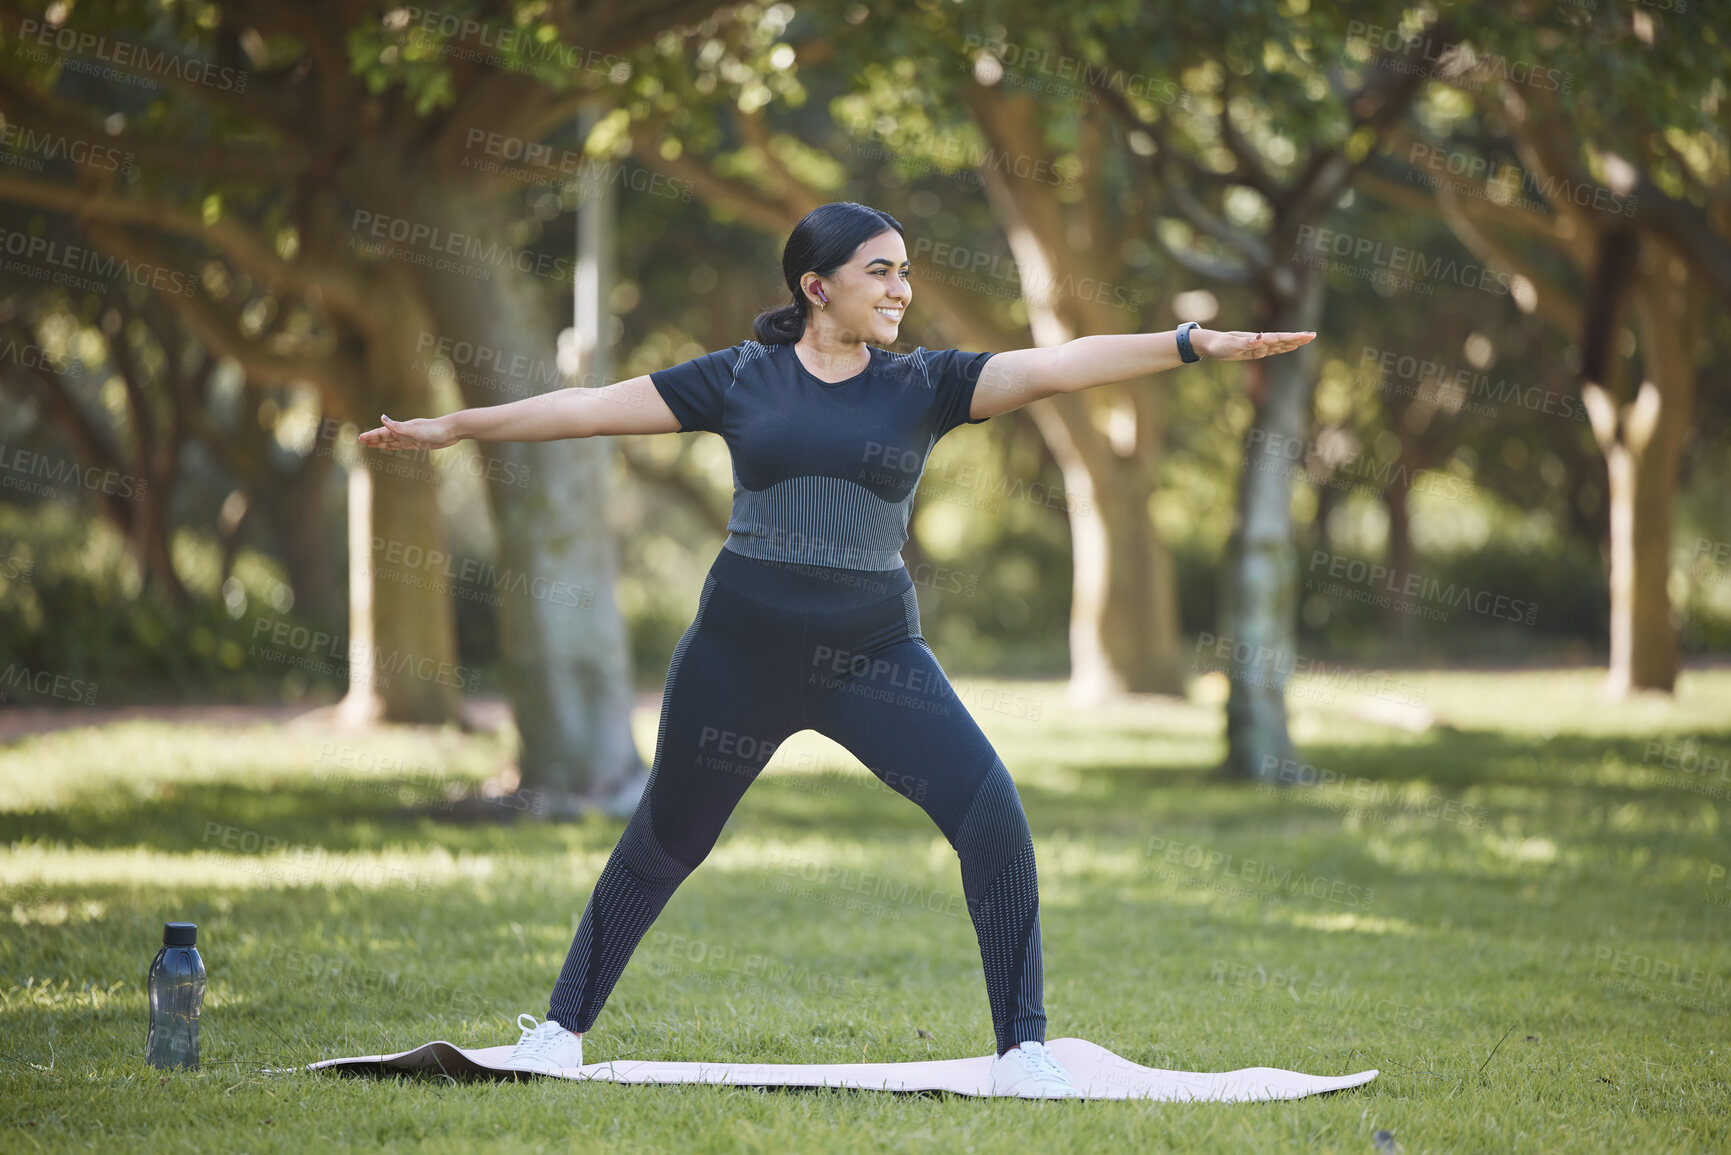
[308,1037,1378,1101]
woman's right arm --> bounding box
[357,375,682,450]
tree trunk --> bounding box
[132,486,190,607]
[1029,405,1183,700]
[335,448,463,724]
[258,446,343,622]
[412,197,643,804]
[1218,276,1325,780]
[1592,238,1699,696]
[1381,470,1417,637]
[334,270,464,726]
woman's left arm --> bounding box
[969,327,1316,420]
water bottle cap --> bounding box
[163,922,197,946]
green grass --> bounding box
[3,669,1729,1152]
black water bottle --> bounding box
[146,921,205,1070]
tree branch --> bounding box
[733,105,824,218]
[0,72,311,182]
[1218,73,1282,201]
[0,170,370,320]
[87,222,358,405]
[1353,164,1584,333]
[1093,74,1266,272]
[545,0,732,57]
[628,137,800,235]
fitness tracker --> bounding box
[1175,321,1201,363]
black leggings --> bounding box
[547,546,1046,1055]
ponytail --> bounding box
[753,297,806,344]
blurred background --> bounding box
[0,0,1726,803]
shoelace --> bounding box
[511,1013,572,1063]
[1012,1042,1072,1085]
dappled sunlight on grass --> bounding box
[1282,911,1421,935]
[0,720,506,813]
[1396,668,1731,738]
[2,667,1728,1148]
[1,840,612,895]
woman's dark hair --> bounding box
[752,202,905,344]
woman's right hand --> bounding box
[357,413,459,452]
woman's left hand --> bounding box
[1195,329,1316,361]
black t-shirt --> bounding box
[650,340,994,571]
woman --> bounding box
[359,201,1313,1097]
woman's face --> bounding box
[804,230,911,344]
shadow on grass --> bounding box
[9,724,1728,864]
[0,780,609,856]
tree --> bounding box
[0,0,725,798]
[1356,1,1729,695]
[1073,3,1437,777]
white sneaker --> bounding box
[504,1013,584,1074]
[988,1040,1079,1098]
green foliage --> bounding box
[0,503,336,706]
